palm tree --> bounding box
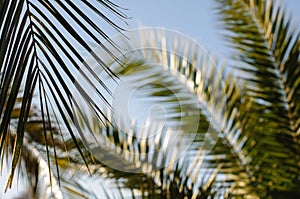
[1,0,300,198]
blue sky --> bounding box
[115,0,300,59]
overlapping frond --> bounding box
[0,0,127,188]
[73,28,262,198]
[215,0,300,196]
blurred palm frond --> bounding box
[73,28,263,198]
[215,0,300,196]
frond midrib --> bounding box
[24,0,38,65]
[238,0,297,132]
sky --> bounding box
[114,0,300,60]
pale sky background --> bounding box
[114,0,300,60]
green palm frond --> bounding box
[0,0,127,188]
[215,0,300,196]
[215,0,300,132]
[72,28,263,198]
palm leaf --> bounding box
[215,0,300,196]
[0,0,127,188]
[72,28,263,198]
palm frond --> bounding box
[0,0,127,188]
[215,0,300,196]
[72,28,262,198]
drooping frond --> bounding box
[0,0,127,188]
[215,0,300,196]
